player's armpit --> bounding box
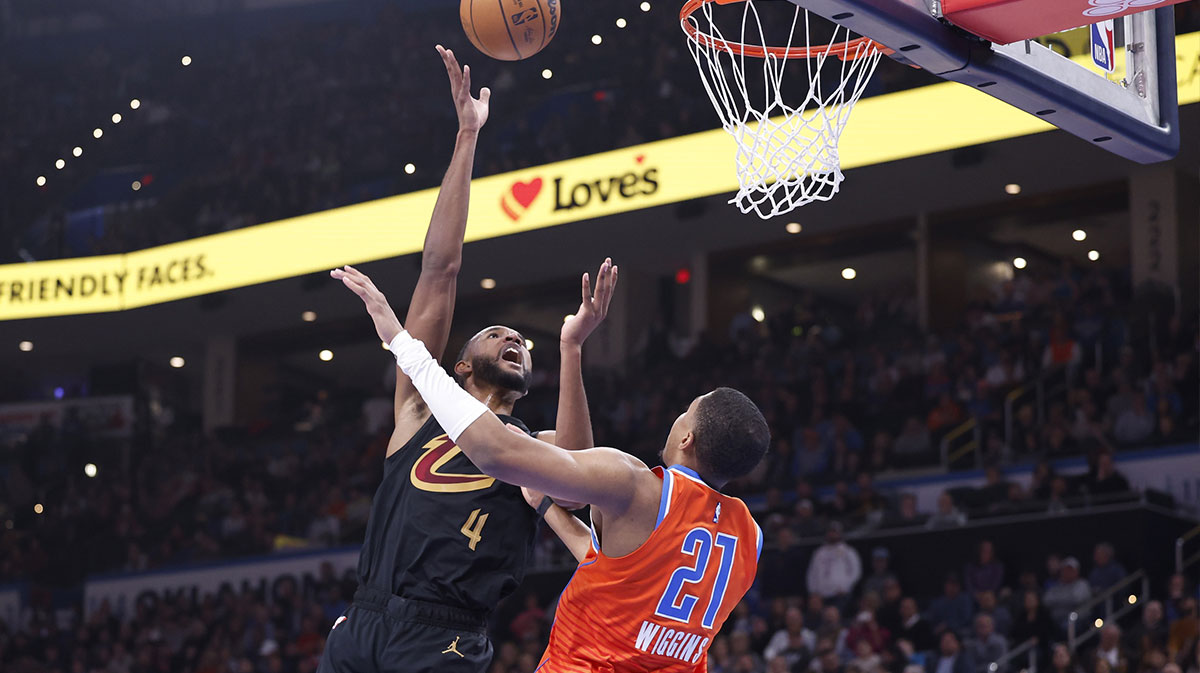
[458,415,644,514]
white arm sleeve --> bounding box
[390,331,488,442]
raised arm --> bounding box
[554,258,617,451]
[333,265,647,512]
[391,46,491,450]
[521,486,592,563]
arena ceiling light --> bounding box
[480,278,496,290]
[301,310,317,322]
[131,181,142,191]
[786,222,802,234]
[1088,250,1100,261]
[18,340,33,352]
[130,99,141,110]
[640,2,651,11]
[35,176,46,187]
[55,159,65,170]
[33,503,44,514]
[842,267,857,280]
[404,163,416,175]
[1005,183,1021,195]
[1013,257,1028,269]
[751,306,765,322]
[1072,229,1087,241]
[181,55,192,66]
[93,128,103,139]
[319,349,334,362]
[542,69,553,80]
[616,18,627,28]
[84,463,98,478]
[112,113,122,124]
[72,146,83,157]
[591,34,603,45]
[169,356,185,368]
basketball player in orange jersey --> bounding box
[332,264,771,672]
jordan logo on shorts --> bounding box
[442,636,465,658]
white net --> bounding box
[682,0,884,218]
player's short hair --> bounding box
[693,387,769,483]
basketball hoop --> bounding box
[681,0,888,218]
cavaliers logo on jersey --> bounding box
[410,434,496,493]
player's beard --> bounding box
[470,355,532,396]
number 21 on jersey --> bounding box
[654,527,738,630]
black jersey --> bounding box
[356,414,538,614]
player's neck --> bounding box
[669,460,726,490]
[466,384,520,415]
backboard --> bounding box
[787,0,1182,163]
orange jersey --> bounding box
[537,465,762,672]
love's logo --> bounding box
[501,177,544,222]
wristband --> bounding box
[389,330,489,443]
[536,496,554,518]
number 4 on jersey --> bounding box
[460,508,489,551]
[654,528,738,630]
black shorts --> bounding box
[318,587,493,673]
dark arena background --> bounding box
[1,1,1199,672]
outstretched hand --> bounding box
[561,258,618,347]
[331,265,404,345]
[437,45,490,132]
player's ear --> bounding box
[454,360,472,379]
[679,430,696,454]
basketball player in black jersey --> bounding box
[317,47,617,673]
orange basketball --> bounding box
[460,0,560,61]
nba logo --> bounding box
[1091,19,1116,73]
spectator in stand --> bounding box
[1088,625,1130,673]
[1125,601,1167,656]
[897,597,938,653]
[1043,324,1083,374]
[863,548,898,599]
[1012,590,1057,663]
[814,641,847,673]
[1165,574,1193,622]
[1177,637,1200,673]
[886,494,929,529]
[850,639,884,673]
[1113,393,1155,446]
[977,469,1011,511]
[927,575,975,637]
[796,499,826,538]
[764,606,818,666]
[847,605,892,654]
[964,541,1005,595]
[761,528,810,598]
[807,522,863,609]
[1169,598,1198,659]
[925,631,976,673]
[928,394,965,434]
[1087,543,1127,593]
[965,614,1008,673]
[1050,643,1084,673]
[974,591,1011,638]
[1044,557,1093,627]
[508,593,546,642]
[1086,453,1132,497]
[797,428,831,477]
[927,492,968,530]
[893,418,934,466]
[879,580,905,634]
[731,630,766,673]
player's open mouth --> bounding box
[501,346,522,365]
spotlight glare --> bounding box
[1072,229,1087,241]
[842,267,857,280]
[55,159,65,170]
[169,356,185,368]
[36,176,46,187]
[640,1,651,10]
[131,181,142,191]
[34,503,44,515]
[591,34,603,45]
[18,341,33,352]
[1005,183,1021,195]
[381,341,390,351]
[112,113,122,124]
[1128,595,1137,605]
[84,463,98,478]
[130,99,141,109]
[1088,250,1100,261]
[319,349,334,362]
[786,222,802,234]
[480,278,497,290]
[1094,619,1104,628]
[1013,257,1027,270]
[525,338,534,351]
[404,163,416,175]
[542,68,553,80]
[301,310,317,322]
[751,306,766,323]
[72,146,83,157]
[93,128,104,139]
[564,314,574,323]
[616,17,627,28]
[181,55,192,66]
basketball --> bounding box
[460,0,560,61]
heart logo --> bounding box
[512,178,543,208]
[501,177,543,221]
[635,154,645,164]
